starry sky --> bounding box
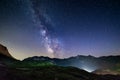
[0,0,120,60]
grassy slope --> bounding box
[1,66,96,80]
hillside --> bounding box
[0,44,13,58]
[0,44,17,66]
[0,65,95,80]
[24,55,120,73]
[0,65,120,80]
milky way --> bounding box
[29,0,62,58]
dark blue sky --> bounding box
[0,0,120,60]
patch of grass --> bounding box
[10,61,55,68]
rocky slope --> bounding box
[0,44,17,66]
[0,44,13,58]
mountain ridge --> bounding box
[0,44,13,58]
[23,55,120,74]
[0,44,120,79]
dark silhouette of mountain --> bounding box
[0,44,17,65]
[23,55,120,74]
[0,44,13,58]
[0,44,120,80]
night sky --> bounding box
[0,0,120,60]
